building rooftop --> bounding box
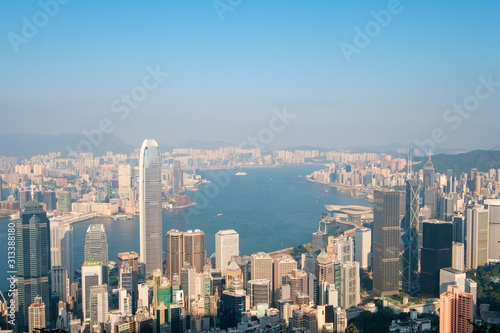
[324,204,373,215]
[226,261,241,272]
[216,229,238,235]
[441,267,465,274]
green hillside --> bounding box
[414,150,500,174]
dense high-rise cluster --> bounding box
[3,145,500,332]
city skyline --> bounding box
[1,2,500,150]
[1,143,499,331]
[139,139,163,276]
[2,1,500,331]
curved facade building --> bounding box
[139,139,162,276]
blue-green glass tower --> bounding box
[16,200,51,331]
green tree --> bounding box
[472,321,500,332]
[346,323,360,333]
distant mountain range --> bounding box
[2,133,500,172]
[0,133,135,158]
[171,140,234,150]
[414,150,500,174]
[0,134,239,158]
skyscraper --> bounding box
[439,194,454,221]
[172,160,183,195]
[118,164,132,198]
[57,191,72,212]
[50,220,74,283]
[421,220,453,298]
[84,225,108,264]
[285,269,309,301]
[354,228,372,269]
[424,188,438,219]
[453,215,465,244]
[247,279,272,307]
[446,169,454,194]
[452,242,465,271]
[139,139,162,276]
[439,285,474,333]
[401,180,420,295]
[226,261,244,291]
[422,155,435,188]
[215,229,239,275]
[81,261,104,320]
[251,252,273,286]
[42,191,57,211]
[119,265,133,305]
[485,199,500,263]
[28,296,46,333]
[118,251,139,312]
[220,277,246,330]
[273,255,297,303]
[90,285,109,327]
[166,229,184,282]
[333,307,348,333]
[183,229,206,273]
[315,250,336,286]
[51,266,69,302]
[180,263,197,311]
[439,268,466,296]
[84,224,108,284]
[340,261,360,309]
[373,190,404,296]
[329,235,354,264]
[16,199,51,332]
[165,229,205,285]
[465,205,489,270]
[19,189,33,209]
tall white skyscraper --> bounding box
[452,242,465,271]
[139,139,162,276]
[355,228,372,269]
[340,261,360,309]
[50,220,74,283]
[215,229,239,275]
[465,205,489,270]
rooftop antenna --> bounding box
[30,185,35,202]
[407,148,413,180]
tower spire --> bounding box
[407,149,413,180]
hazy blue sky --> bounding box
[1,1,499,150]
